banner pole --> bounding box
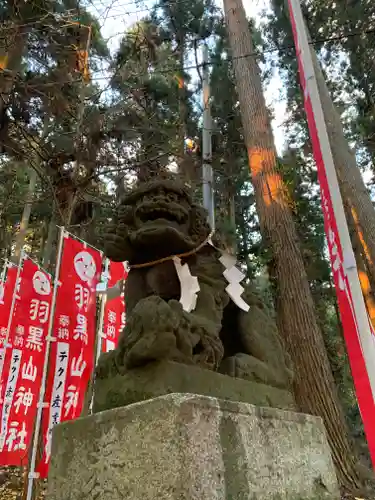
[0,252,24,380]
[288,0,375,396]
[0,259,8,283]
[88,258,109,414]
[59,226,103,255]
[288,0,375,467]
[202,42,215,230]
[95,258,109,366]
[26,256,51,276]
[26,226,65,500]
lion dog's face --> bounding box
[104,178,210,265]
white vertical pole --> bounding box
[5,253,23,345]
[89,258,109,414]
[0,259,8,283]
[202,43,215,230]
[26,226,65,500]
[0,252,24,380]
[289,0,375,397]
[95,258,109,366]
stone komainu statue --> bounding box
[99,174,293,391]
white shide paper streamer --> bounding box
[172,256,200,313]
[173,242,249,313]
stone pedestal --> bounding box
[47,393,339,500]
[93,360,296,413]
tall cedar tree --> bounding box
[223,0,362,491]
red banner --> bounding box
[288,0,375,465]
[0,266,18,379]
[0,258,52,465]
[102,261,128,353]
[38,235,102,478]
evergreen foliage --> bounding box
[0,0,374,484]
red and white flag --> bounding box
[0,265,18,334]
[0,258,52,466]
[288,0,375,465]
[102,261,128,353]
[38,235,102,478]
[0,265,18,381]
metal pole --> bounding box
[0,259,8,283]
[61,226,102,254]
[289,0,375,395]
[0,252,24,379]
[88,259,110,414]
[95,258,109,366]
[202,43,215,230]
[26,226,65,500]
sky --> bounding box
[88,0,287,153]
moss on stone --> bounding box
[97,174,294,409]
[93,360,295,413]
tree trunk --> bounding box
[0,24,26,116]
[0,169,16,259]
[116,173,126,202]
[13,168,37,261]
[345,201,375,327]
[176,42,197,185]
[42,211,57,270]
[223,0,361,491]
[13,118,49,261]
[38,218,48,262]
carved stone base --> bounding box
[92,360,296,413]
[47,394,340,500]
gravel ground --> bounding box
[0,467,45,500]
